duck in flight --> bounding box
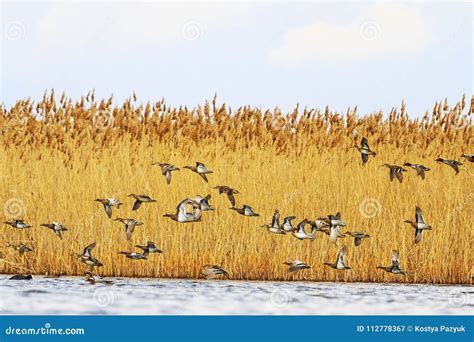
[213,186,239,206]
[41,222,68,240]
[194,194,214,211]
[345,232,371,246]
[283,259,311,273]
[403,162,430,180]
[281,216,296,233]
[318,213,346,243]
[436,158,463,174]
[324,246,351,270]
[382,164,407,183]
[230,204,259,217]
[377,250,406,275]
[8,243,33,255]
[118,251,147,260]
[153,162,180,184]
[354,137,376,164]
[95,198,122,218]
[135,241,162,256]
[261,209,285,234]
[4,219,31,229]
[292,219,313,240]
[72,242,103,272]
[163,198,202,223]
[128,194,157,211]
[183,162,213,183]
[113,218,144,240]
[201,265,229,279]
[404,207,432,244]
[461,154,474,162]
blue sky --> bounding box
[1,1,472,117]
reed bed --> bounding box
[0,91,472,284]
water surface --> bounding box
[0,275,471,315]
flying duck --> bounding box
[324,246,351,270]
[436,158,463,174]
[163,198,202,223]
[404,207,432,244]
[403,162,430,180]
[377,250,406,275]
[194,194,214,211]
[153,162,180,184]
[201,265,229,279]
[135,241,162,256]
[72,242,103,271]
[283,259,311,273]
[95,198,122,218]
[8,243,33,255]
[128,194,157,211]
[382,164,407,183]
[113,218,144,240]
[41,222,68,240]
[292,219,312,240]
[354,137,376,164]
[183,162,213,183]
[345,232,371,246]
[4,219,31,229]
[230,204,259,217]
[261,209,285,234]
[118,251,147,260]
[281,216,296,233]
[213,186,239,206]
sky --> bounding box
[0,1,472,117]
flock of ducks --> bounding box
[3,138,472,282]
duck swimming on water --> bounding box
[201,265,229,279]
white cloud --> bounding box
[268,4,432,65]
[36,3,254,51]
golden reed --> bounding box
[0,91,472,284]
